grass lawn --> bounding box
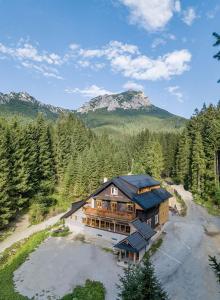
[0,230,49,300]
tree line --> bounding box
[175,103,220,207]
[0,113,179,229]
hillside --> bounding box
[0,92,69,120]
[0,90,186,135]
[77,91,186,135]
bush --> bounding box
[61,279,105,300]
[0,230,49,300]
[51,226,70,237]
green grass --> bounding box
[51,226,70,237]
[174,190,187,217]
[101,247,113,253]
[194,197,220,216]
[61,279,105,300]
[0,230,49,300]
[144,238,163,258]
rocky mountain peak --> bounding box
[77,90,151,113]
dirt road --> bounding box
[0,213,64,253]
[153,184,220,300]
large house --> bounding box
[62,175,171,263]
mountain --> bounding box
[0,92,70,120]
[0,90,186,135]
[77,90,187,135]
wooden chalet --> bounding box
[62,175,171,263]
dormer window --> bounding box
[111,187,118,196]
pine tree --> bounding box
[0,127,16,227]
[209,256,220,284]
[142,140,164,179]
[191,131,206,196]
[117,256,169,300]
[175,130,190,186]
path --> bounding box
[152,184,220,300]
[0,213,64,253]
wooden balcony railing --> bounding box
[83,207,135,221]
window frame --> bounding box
[111,186,118,196]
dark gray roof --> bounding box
[61,200,86,219]
[120,175,160,188]
[131,219,156,240]
[114,231,148,253]
[133,188,172,210]
[92,176,171,211]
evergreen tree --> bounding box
[209,256,220,284]
[117,256,169,300]
[0,127,16,227]
[191,131,206,196]
[175,130,190,186]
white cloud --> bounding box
[123,81,144,91]
[182,7,197,26]
[65,85,114,98]
[110,49,191,81]
[69,43,80,51]
[167,85,183,102]
[206,5,220,19]
[120,0,181,31]
[151,38,167,49]
[21,62,63,79]
[75,41,192,81]
[0,41,63,79]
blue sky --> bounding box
[0,0,219,117]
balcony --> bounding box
[83,207,135,221]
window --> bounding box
[96,200,102,209]
[147,218,151,226]
[127,204,134,212]
[82,217,86,224]
[155,214,159,225]
[111,186,118,196]
[126,226,130,234]
[111,202,117,212]
[74,216,77,221]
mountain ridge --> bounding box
[0,90,186,135]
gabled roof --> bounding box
[120,175,160,189]
[114,218,156,253]
[131,219,156,240]
[133,188,172,210]
[114,231,148,253]
[92,175,171,211]
[61,200,86,219]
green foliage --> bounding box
[209,256,220,284]
[61,279,105,300]
[213,32,220,82]
[117,256,169,300]
[0,230,49,300]
[145,238,163,257]
[51,226,70,237]
[175,103,220,210]
[80,107,186,137]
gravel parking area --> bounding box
[14,237,123,300]
[152,185,220,300]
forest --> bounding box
[1,101,220,229]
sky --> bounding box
[0,0,220,118]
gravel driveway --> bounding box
[152,184,220,300]
[14,237,122,300]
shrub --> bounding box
[51,226,70,237]
[61,279,105,300]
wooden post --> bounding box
[133,252,136,263]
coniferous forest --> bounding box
[2,100,220,230]
[1,101,220,229]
